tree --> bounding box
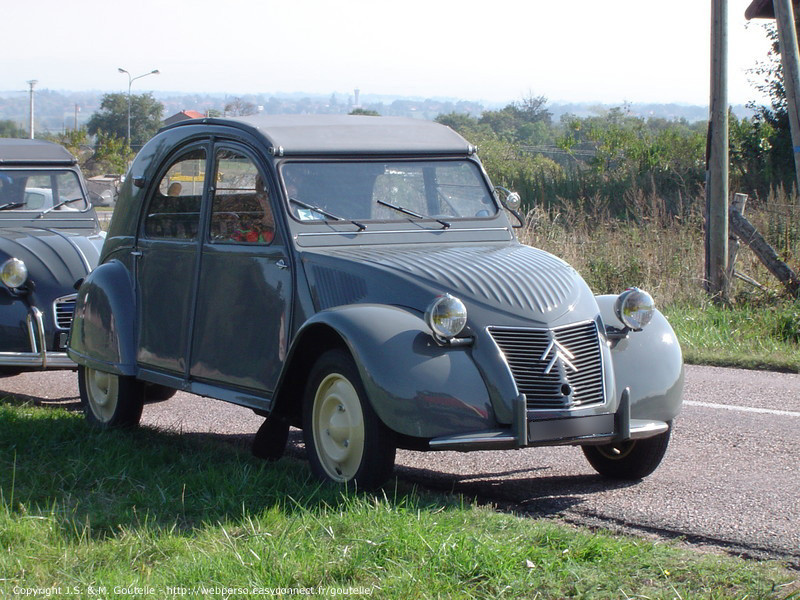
[349,108,380,116]
[747,22,796,193]
[87,92,164,148]
[0,120,26,138]
[224,97,258,116]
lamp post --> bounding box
[26,80,38,139]
[117,68,160,147]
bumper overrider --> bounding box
[0,305,74,369]
[428,388,670,451]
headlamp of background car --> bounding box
[425,294,467,340]
[1,258,28,289]
[614,287,655,331]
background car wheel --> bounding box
[144,383,178,402]
[302,349,395,490]
[582,426,671,480]
[252,414,290,461]
[78,365,144,428]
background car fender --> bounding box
[288,304,497,439]
[68,260,137,375]
[595,295,684,422]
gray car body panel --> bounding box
[67,115,684,448]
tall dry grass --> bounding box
[516,189,800,307]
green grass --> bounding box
[0,400,793,599]
[664,299,800,372]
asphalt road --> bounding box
[2,364,798,567]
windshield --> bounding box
[281,160,497,223]
[0,169,88,212]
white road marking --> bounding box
[684,400,800,418]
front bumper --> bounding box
[0,306,75,369]
[428,388,669,451]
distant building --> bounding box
[163,110,206,127]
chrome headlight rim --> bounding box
[614,287,655,331]
[1,257,28,289]
[424,293,468,340]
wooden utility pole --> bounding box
[706,0,729,299]
[773,0,800,194]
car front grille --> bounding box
[53,294,77,330]
[489,321,605,410]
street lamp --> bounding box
[26,80,38,139]
[117,67,160,147]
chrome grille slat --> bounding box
[490,321,605,410]
[53,294,77,330]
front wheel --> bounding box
[78,365,144,428]
[302,349,395,489]
[582,426,671,480]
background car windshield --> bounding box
[0,170,87,211]
[282,160,497,222]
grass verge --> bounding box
[664,300,800,372]
[0,400,793,599]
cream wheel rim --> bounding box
[597,440,636,461]
[85,368,119,423]
[312,373,365,481]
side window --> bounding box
[209,149,274,244]
[144,149,206,240]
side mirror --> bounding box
[494,186,524,228]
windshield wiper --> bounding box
[289,197,366,231]
[0,202,24,211]
[36,197,85,218]
[377,200,450,229]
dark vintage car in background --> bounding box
[68,115,684,489]
[0,139,104,375]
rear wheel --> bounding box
[582,426,671,480]
[144,383,178,402]
[78,365,144,428]
[302,349,395,489]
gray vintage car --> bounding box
[0,139,104,375]
[68,115,683,488]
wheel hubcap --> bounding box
[312,373,365,481]
[85,367,119,423]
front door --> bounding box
[189,144,292,395]
[136,145,208,374]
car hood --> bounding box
[303,242,597,324]
[0,226,103,289]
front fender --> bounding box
[67,260,137,375]
[596,295,684,422]
[296,304,496,439]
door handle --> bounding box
[276,259,288,270]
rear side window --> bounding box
[144,149,206,240]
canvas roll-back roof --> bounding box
[165,114,475,156]
[0,139,77,165]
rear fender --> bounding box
[596,295,684,422]
[284,304,495,439]
[67,260,137,375]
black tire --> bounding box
[302,349,395,490]
[252,414,290,461]
[144,383,178,402]
[78,365,144,428]
[582,426,671,480]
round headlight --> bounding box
[614,287,655,331]
[425,294,467,340]
[1,258,28,289]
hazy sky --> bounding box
[0,0,777,106]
